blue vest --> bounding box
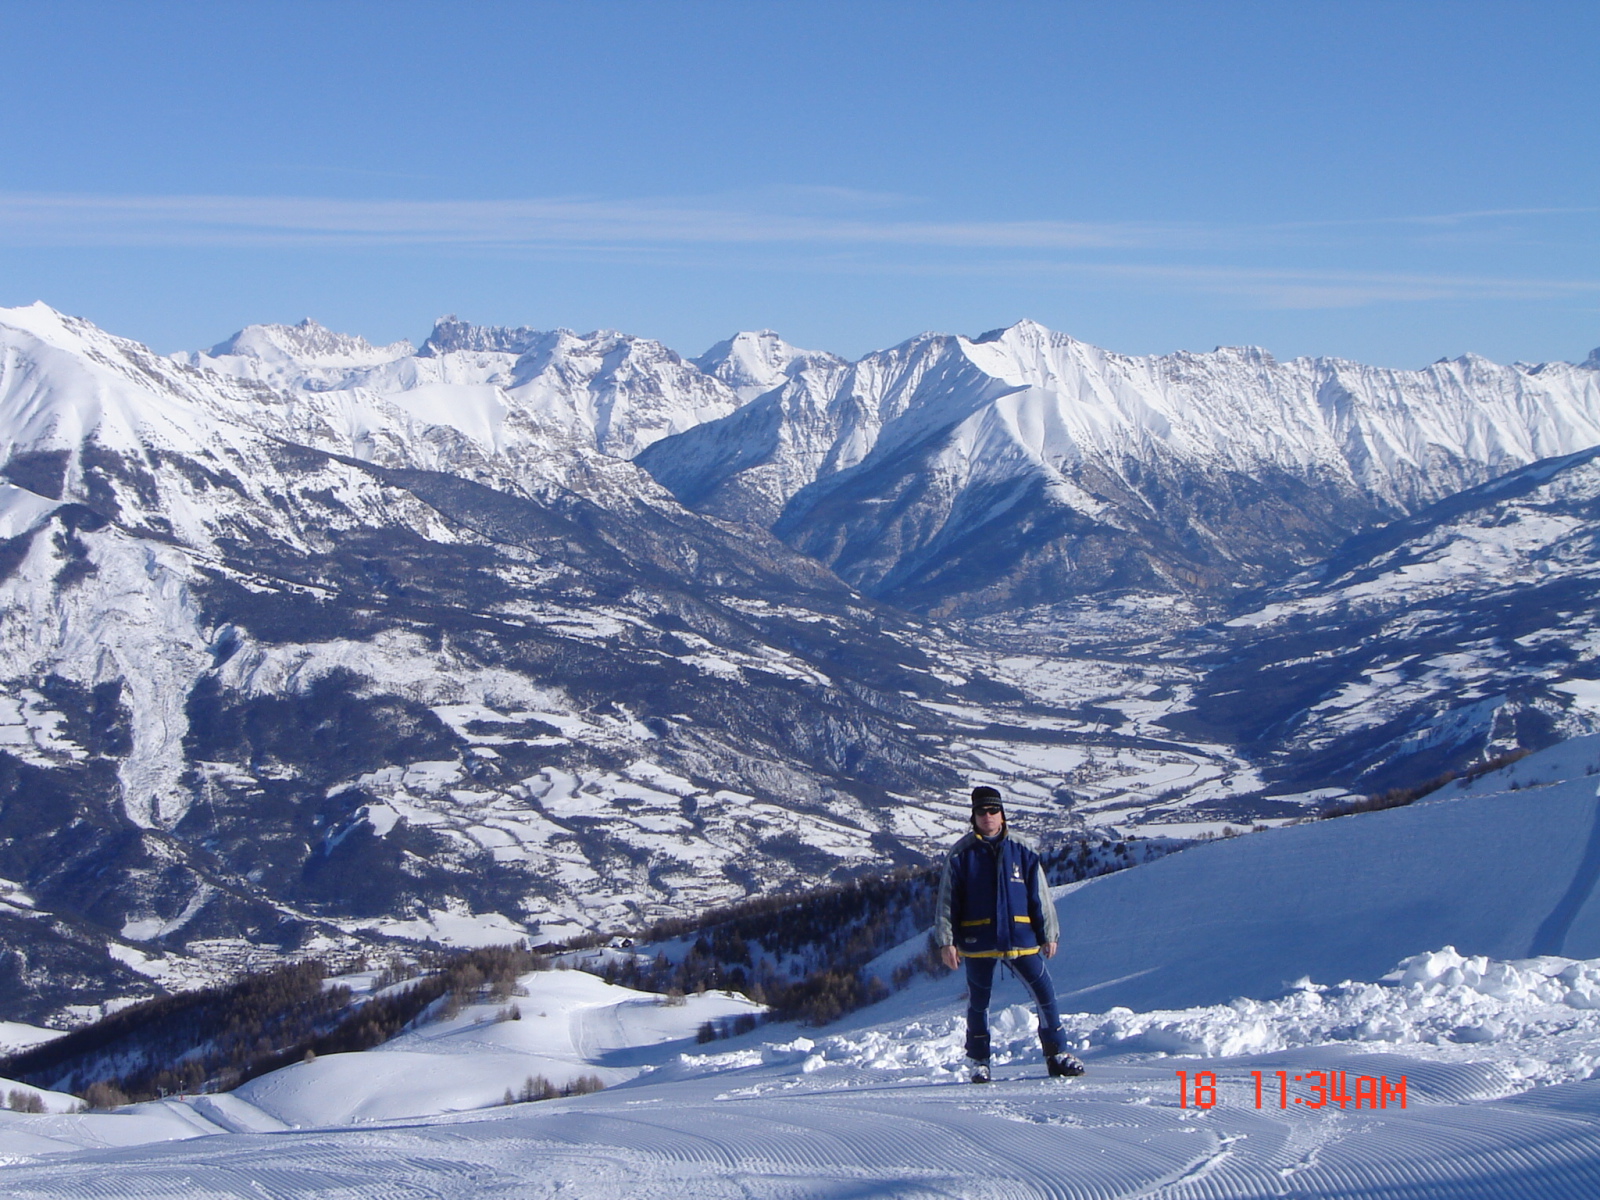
[949,834,1044,957]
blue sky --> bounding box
[0,1,1595,366]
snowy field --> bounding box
[5,736,1600,1196]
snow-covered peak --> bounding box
[0,301,92,349]
[958,319,1106,389]
[694,330,842,402]
[206,319,412,368]
[419,315,547,358]
[0,303,263,467]
[965,318,1129,371]
[185,319,413,392]
[0,302,179,372]
[968,317,1053,346]
[504,328,743,459]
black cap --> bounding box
[971,786,1004,811]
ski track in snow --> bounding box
[10,939,1600,1193]
[6,1060,1600,1198]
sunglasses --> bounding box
[975,804,1003,816]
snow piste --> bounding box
[1039,732,1600,1013]
[4,737,1600,1196]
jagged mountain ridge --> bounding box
[183,313,744,465]
[640,320,1600,611]
[187,310,1600,618]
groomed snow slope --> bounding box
[233,969,763,1127]
[7,737,1600,1195]
[1030,734,1600,1013]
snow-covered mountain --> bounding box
[193,318,415,392]
[692,329,846,403]
[187,310,1600,615]
[0,304,996,1019]
[183,314,744,469]
[641,319,1600,611]
[1164,444,1600,794]
[5,299,1600,1024]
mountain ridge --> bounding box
[642,317,1600,611]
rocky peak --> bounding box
[419,316,547,358]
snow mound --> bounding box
[743,945,1600,1099]
[231,969,763,1127]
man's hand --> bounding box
[940,945,960,971]
[1042,941,1058,958]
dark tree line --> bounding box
[1320,748,1531,819]
[1,961,350,1100]
[599,832,1175,1028]
[502,1072,603,1104]
[600,867,939,1025]
[2,943,549,1104]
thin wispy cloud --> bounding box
[0,190,1593,310]
[1277,205,1600,230]
[738,254,1600,309]
[0,191,1183,250]
[1018,262,1600,309]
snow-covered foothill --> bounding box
[0,1022,65,1057]
[0,1076,78,1115]
[1187,442,1600,791]
[0,1098,231,1164]
[230,968,761,1127]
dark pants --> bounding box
[965,953,1066,1061]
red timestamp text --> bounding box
[1175,1070,1406,1110]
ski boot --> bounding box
[970,1061,992,1084]
[1047,1053,1086,1078]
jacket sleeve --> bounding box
[1031,858,1059,944]
[932,854,955,948]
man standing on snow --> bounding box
[933,785,1084,1083]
